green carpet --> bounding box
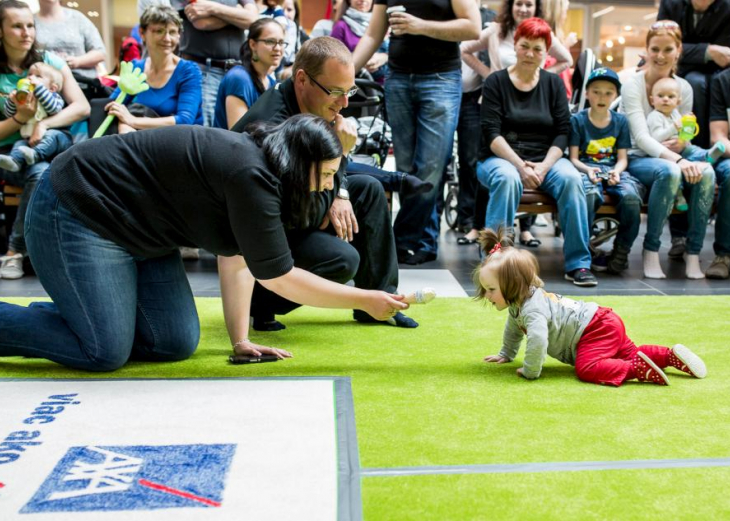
[2,296,729,519]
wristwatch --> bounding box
[337,188,350,200]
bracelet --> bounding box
[675,157,683,164]
[232,339,250,349]
[11,115,25,125]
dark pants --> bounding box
[682,70,723,149]
[347,160,405,193]
[455,89,482,230]
[251,175,398,316]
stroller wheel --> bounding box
[444,185,459,230]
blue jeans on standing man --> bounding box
[0,173,200,371]
[476,157,592,273]
[629,154,714,254]
[385,69,462,256]
[197,62,226,127]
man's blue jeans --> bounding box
[0,156,49,254]
[581,170,645,252]
[714,158,730,256]
[0,173,200,371]
[476,157,592,272]
[629,155,714,254]
[385,70,461,255]
[197,62,226,127]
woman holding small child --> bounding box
[0,0,89,280]
[620,20,715,280]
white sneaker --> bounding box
[0,253,24,279]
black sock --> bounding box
[400,174,433,196]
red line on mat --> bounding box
[0,482,5,488]
[138,479,221,507]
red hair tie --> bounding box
[489,243,502,255]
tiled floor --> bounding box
[2,214,729,298]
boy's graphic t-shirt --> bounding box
[569,109,631,167]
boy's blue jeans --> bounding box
[0,173,200,371]
[581,168,645,252]
[476,157,592,273]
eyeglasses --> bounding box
[650,20,680,30]
[256,39,289,49]
[305,72,359,99]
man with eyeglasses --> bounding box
[229,37,418,330]
[172,0,258,127]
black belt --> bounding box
[181,54,240,71]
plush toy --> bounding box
[92,61,149,138]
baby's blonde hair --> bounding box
[473,227,544,307]
[652,76,680,97]
[32,62,63,92]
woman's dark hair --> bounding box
[0,0,44,74]
[248,114,343,228]
[239,18,283,95]
[497,0,543,41]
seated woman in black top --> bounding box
[475,18,595,287]
[0,115,408,371]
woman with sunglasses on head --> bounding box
[213,18,285,130]
[104,5,203,134]
[620,20,715,280]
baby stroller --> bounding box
[341,73,391,168]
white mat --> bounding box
[398,269,468,298]
[0,378,360,520]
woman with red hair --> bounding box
[476,17,596,287]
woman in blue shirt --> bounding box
[213,18,285,129]
[105,5,203,132]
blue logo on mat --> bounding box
[21,444,236,513]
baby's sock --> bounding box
[706,141,726,164]
[0,154,20,172]
[17,146,38,166]
[684,253,705,279]
[643,250,666,279]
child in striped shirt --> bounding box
[0,62,72,172]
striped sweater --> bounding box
[5,83,65,139]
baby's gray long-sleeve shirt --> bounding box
[499,287,599,379]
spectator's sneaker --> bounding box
[590,253,609,272]
[0,253,24,279]
[0,154,20,172]
[633,351,670,385]
[668,344,707,378]
[564,268,598,287]
[668,237,686,260]
[607,246,630,274]
[705,255,730,279]
[18,146,39,166]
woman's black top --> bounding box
[50,126,294,280]
[479,68,570,163]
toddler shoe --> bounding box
[633,351,670,385]
[667,344,707,378]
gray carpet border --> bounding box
[361,458,730,477]
[0,377,362,521]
